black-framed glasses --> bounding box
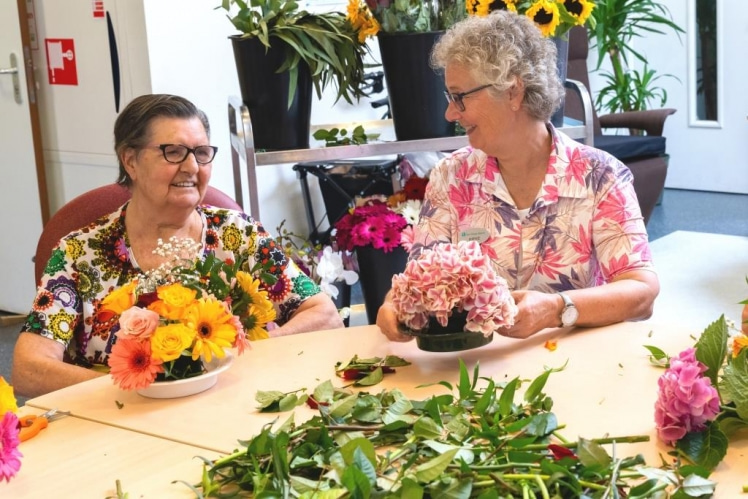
[153,144,218,165]
[444,84,493,112]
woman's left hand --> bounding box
[497,290,559,339]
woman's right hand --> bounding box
[376,301,413,342]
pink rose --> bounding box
[117,306,159,339]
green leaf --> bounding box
[720,349,748,420]
[524,413,558,437]
[383,355,411,367]
[576,437,612,468]
[354,367,384,386]
[278,393,301,412]
[675,422,728,471]
[413,417,443,440]
[474,378,495,416]
[523,370,551,403]
[329,394,358,419]
[412,448,459,483]
[681,473,718,496]
[399,478,424,499]
[426,477,472,499]
[255,390,286,410]
[313,379,335,405]
[694,315,729,385]
[423,440,474,465]
[718,416,748,437]
[498,377,519,417]
[457,359,471,400]
[643,344,670,366]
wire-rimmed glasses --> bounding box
[152,144,218,165]
[444,84,493,112]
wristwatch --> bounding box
[557,292,578,327]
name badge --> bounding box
[458,228,489,243]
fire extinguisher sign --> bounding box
[45,38,78,85]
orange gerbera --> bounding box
[185,298,237,362]
[108,337,164,390]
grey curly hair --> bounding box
[430,10,563,122]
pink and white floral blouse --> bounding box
[411,127,655,292]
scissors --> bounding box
[19,409,70,442]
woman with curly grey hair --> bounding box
[377,11,660,342]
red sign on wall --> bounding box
[92,0,105,18]
[45,38,78,85]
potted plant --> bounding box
[587,0,684,113]
[221,0,377,150]
[333,175,428,324]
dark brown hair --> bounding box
[114,94,210,186]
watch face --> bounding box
[562,306,579,326]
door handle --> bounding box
[0,53,22,104]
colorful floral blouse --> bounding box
[21,204,320,367]
[411,127,655,291]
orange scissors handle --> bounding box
[19,415,49,442]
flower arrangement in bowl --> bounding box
[102,237,276,396]
[647,313,748,489]
[391,240,518,351]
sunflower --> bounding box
[184,298,237,362]
[561,0,594,26]
[525,0,560,37]
[467,0,516,16]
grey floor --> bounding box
[2,188,747,400]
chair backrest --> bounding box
[34,184,242,282]
[565,26,602,136]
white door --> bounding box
[0,0,45,313]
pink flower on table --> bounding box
[116,306,159,339]
[654,347,721,445]
[0,411,22,482]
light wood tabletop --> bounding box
[4,407,219,498]
[24,317,748,497]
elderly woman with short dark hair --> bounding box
[14,94,342,397]
[377,11,660,341]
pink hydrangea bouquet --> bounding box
[649,314,748,473]
[390,240,518,335]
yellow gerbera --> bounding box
[0,377,18,414]
[149,283,197,320]
[561,0,595,27]
[101,280,137,314]
[526,0,560,37]
[185,298,236,362]
[150,323,196,362]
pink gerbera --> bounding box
[0,412,22,482]
[108,337,164,390]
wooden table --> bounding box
[4,408,219,498]
[26,319,748,497]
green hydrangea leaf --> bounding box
[694,315,728,385]
[675,422,728,471]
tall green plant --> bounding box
[588,0,684,113]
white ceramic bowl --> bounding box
[136,351,234,399]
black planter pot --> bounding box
[355,245,408,325]
[377,32,455,141]
[407,310,493,352]
[231,36,313,150]
[550,35,569,128]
